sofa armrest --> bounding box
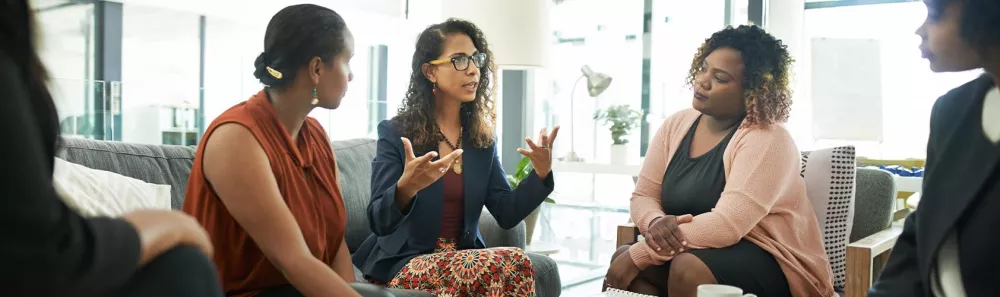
[617,223,639,247]
[845,224,903,297]
[479,209,527,249]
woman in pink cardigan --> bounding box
[604,25,835,297]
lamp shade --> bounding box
[440,0,551,67]
[581,65,612,97]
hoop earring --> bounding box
[311,88,319,105]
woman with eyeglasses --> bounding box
[352,18,559,296]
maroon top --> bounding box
[440,170,465,239]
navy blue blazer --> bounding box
[870,74,1000,296]
[351,120,555,282]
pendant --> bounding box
[454,161,463,174]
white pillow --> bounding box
[53,157,172,217]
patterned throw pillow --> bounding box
[800,146,857,291]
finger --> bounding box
[524,137,540,151]
[401,137,416,162]
[664,221,686,250]
[538,128,547,148]
[650,231,673,254]
[517,148,533,158]
[643,232,664,253]
[676,214,694,224]
[547,126,561,147]
[430,149,464,167]
[412,151,437,168]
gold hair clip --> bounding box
[266,66,283,80]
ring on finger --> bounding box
[438,167,447,173]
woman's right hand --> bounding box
[643,214,693,256]
[395,137,463,200]
[123,209,213,266]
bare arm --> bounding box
[333,240,355,283]
[203,124,359,297]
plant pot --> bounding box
[610,144,627,164]
[524,206,542,245]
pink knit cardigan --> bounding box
[627,109,835,297]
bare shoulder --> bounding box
[203,123,270,179]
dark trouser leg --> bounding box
[258,284,397,297]
[115,246,223,297]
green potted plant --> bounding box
[506,156,555,245]
[594,104,644,164]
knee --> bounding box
[667,253,713,289]
[149,246,218,279]
[610,245,631,264]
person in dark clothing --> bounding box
[0,1,221,297]
[869,0,1000,296]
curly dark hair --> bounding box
[686,25,793,128]
[928,0,1000,49]
[394,18,497,152]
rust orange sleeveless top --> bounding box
[182,90,347,297]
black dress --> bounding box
[637,115,792,297]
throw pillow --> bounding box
[800,146,857,291]
[53,157,172,217]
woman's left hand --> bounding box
[517,126,560,179]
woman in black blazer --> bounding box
[0,1,221,297]
[870,0,1000,296]
[351,19,559,296]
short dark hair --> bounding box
[686,25,794,128]
[929,0,1000,48]
[252,4,348,88]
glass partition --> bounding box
[50,78,112,140]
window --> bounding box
[794,1,982,158]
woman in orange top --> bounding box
[182,5,387,297]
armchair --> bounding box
[615,147,899,297]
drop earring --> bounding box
[432,82,439,95]
[311,88,319,105]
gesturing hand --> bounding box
[517,126,560,179]
[644,214,693,256]
[395,137,463,199]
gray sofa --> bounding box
[57,137,561,297]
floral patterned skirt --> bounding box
[381,238,536,297]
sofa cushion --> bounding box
[800,146,857,291]
[331,138,378,252]
[57,137,196,209]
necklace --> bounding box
[439,127,463,174]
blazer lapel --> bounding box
[921,81,1000,253]
[462,136,488,238]
[416,170,444,246]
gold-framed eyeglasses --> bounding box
[428,52,487,71]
